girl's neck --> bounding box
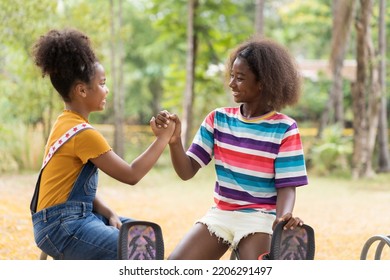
[240,104,272,118]
[64,104,89,122]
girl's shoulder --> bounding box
[211,106,240,118]
[270,112,297,125]
[204,106,240,122]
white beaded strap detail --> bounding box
[41,123,93,170]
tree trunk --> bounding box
[43,88,55,141]
[377,0,390,172]
[351,0,380,178]
[182,0,198,148]
[117,0,125,157]
[317,0,355,138]
[148,77,162,118]
[111,0,125,157]
[254,0,265,37]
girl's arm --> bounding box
[90,117,175,185]
[156,111,200,180]
[93,195,121,229]
[273,186,303,230]
[168,137,201,181]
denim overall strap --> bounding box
[65,160,98,205]
[30,123,92,214]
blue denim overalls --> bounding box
[30,125,130,259]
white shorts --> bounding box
[197,207,275,249]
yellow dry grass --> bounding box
[1,165,390,260]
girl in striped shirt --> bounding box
[156,37,308,260]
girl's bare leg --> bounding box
[168,223,229,260]
[236,232,271,260]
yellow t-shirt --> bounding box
[37,110,111,211]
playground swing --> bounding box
[230,220,316,260]
[360,234,390,260]
[39,220,165,260]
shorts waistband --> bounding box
[32,201,93,225]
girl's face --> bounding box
[228,57,261,104]
[85,63,109,112]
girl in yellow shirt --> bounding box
[30,28,175,260]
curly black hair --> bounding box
[32,28,97,102]
[226,37,302,111]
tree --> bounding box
[254,0,265,37]
[377,0,390,172]
[110,0,125,157]
[351,0,381,178]
[0,0,59,138]
[182,0,198,148]
[317,0,355,138]
[148,0,255,145]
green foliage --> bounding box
[122,2,173,124]
[276,0,332,58]
[0,0,57,48]
[0,0,59,126]
[149,0,256,134]
[0,0,388,173]
[306,125,353,177]
[284,78,330,122]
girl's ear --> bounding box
[74,82,87,98]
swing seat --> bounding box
[38,220,165,260]
[230,220,315,260]
[118,220,164,260]
[262,220,315,260]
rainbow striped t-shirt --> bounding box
[186,106,308,214]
